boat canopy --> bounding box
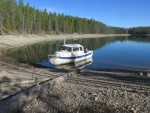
[61,44,83,48]
[59,44,84,52]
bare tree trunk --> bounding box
[22,16,25,32]
[0,9,2,35]
[0,20,2,35]
[48,18,51,33]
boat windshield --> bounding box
[73,47,80,51]
[60,46,72,52]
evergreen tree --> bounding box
[17,0,24,31]
[7,0,17,30]
[0,0,5,34]
[4,12,11,30]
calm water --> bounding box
[4,36,150,70]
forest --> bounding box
[0,0,149,35]
[0,0,128,35]
[128,27,150,34]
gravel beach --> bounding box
[22,69,150,113]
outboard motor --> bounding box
[85,48,88,53]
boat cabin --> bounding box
[59,44,84,52]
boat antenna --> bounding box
[64,38,66,45]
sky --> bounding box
[16,0,150,28]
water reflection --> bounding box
[3,36,150,70]
[3,36,127,64]
[54,57,93,69]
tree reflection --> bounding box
[3,36,150,65]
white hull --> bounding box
[49,51,93,65]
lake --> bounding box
[4,36,150,70]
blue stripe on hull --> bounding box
[58,52,92,60]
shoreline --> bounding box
[0,34,149,113]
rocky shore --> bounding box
[22,70,150,113]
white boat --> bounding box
[48,42,93,65]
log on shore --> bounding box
[0,77,51,87]
[0,71,76,113]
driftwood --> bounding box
[0,71,76,113]
[0,77,51,87]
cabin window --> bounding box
[60,47,71,52]
[60,47,66,51]
[73,47,79,52]
[80,47,83,51]
[67,48,72,52]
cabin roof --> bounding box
[61,44,83,48]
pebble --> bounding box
[83,92,87,97]
[94,97,99,101]
[91,93,97,96]
[139,72,143,76]
[146,73,150,77]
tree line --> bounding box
[0,0,129,35]
[128,27,150,34]
[0,0,149,35]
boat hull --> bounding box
[48,51,93,65]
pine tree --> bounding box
[4,12,11,30]
[9,0,17,30]
[18,0,24,31]
[0,0,5,34]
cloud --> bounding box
[41,7,70,14]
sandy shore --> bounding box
[0,34,149,113]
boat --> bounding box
[48,41,93,65]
